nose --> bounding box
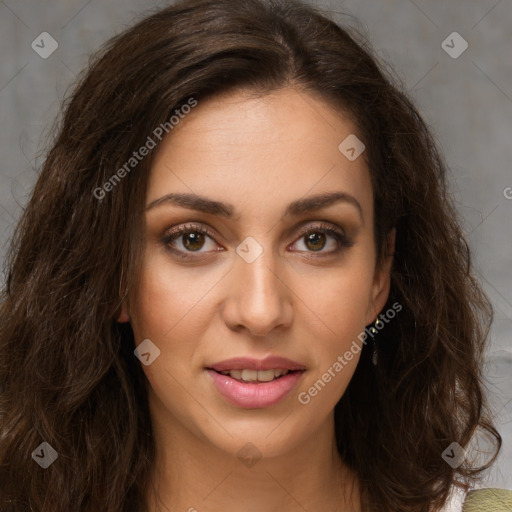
[220,245,293,337]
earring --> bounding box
[369,317,383,335]
[371,317,383,366]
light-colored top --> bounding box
[438,485,467,512]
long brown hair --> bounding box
[0,0,501,510]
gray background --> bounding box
[1,0,511,489]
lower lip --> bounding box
[206,369,304,408]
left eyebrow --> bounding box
[284,191,363,222]
[146,191,363,222]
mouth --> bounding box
[213,368,298,383]
[205,356,306,408]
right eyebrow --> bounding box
[146,192,235,217]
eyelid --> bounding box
[163,222,216,241]
[293,220,346,240]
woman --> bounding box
[0,0,505,510]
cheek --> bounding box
[128,250,229,406]
[129,249,217,340]
[292,261,374,407]
[296,258,375,338]
[295,294,366,415]
[321,273,370,318]
[127,256,208,413]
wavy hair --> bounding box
[0,0,501,510]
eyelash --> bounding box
[162,222,354,261]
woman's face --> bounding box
[122,87,393,460]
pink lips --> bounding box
[206,356,306,409]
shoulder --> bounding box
[461,488,512,511]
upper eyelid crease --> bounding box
[165,220,345,238]
[146,191,364,224]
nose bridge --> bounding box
[224,235,292,335]
[240,246,279,301]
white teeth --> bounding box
[219,369,290,382]
[241,369,258,382]
[229,369,243,380]
[255,369,278,382]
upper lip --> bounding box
[208,356,306,372]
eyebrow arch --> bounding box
[146,191,363,221]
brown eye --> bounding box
[181,232,206,251]
[290,223,354,257]
[304,232,327,251]
[163,223,221,259]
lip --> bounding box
[208,356,306,372]
[206,368,305,409]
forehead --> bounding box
[146,87,373,223]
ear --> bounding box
[117,302,130,323]
[366,228,396,324]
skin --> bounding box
[118,86,395,512]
